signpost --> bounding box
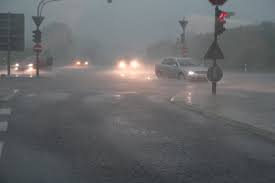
[33,44,42,52]
[32,16,44,77]
[207,65,223,82]
[205,0,233,95]
[204,40,224,60]
[0,13,24,76]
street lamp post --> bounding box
[179,17,188,57]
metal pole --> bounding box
[7,12,11,76]
[40,0,61,16]
[38,0,47,16]
[36,49,39,77]
[211,6,219,95]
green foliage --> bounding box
[146,22,275,71]
[188,22,275,70]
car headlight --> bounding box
[76,61,81,65]
[188,71,195,75]
[84,61,89,65]
[118,61,126,69]
[15,63,20,67]
[28,63,34,68]
[130,60,140,69]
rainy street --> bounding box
[0,68,275,183]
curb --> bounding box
[170,96,275,142]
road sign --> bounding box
[0,13,24,51]
[209,0,227,6]
[204,40,224,60]
[33,44,42,52]
[182,47,188,55]
[32,16,44,27]
[207,65,223,82]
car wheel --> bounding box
[177,73,185,80]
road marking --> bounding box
[0,121,8,132]
[117,91,137,94]
[170,96,176,102]
[0,141,4,158]
[0,108,11,115]
[0,89,19,102]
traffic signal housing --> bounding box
[215,7,228,36]
[32,29,41,44]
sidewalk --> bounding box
[171,72,275,138]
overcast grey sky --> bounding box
[1,0,275,55]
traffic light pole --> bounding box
[211,6,219,95]
[212,59,217,95]
[35,27,40,77]
[36,46,40,77]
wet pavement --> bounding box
[0,68,275,183]
[171,72,275,136]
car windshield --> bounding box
[178,60,197,67]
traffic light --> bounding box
[215,7,228,36]
[32,29,41,44]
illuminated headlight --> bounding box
[14,67,19,71]
[28,63,34,68]
[76,61,81,65]
[118,61,126,69]
[84,61,89,65]
[15,63,20,67]
[120,73,125,77]
[130,60,140,69]
[188,71,195,75]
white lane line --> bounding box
[0,108,11,115]
[0,121,8,132]
[0,141,4,158]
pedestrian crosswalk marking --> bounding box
[0,121,8,132]
[0,108,11,115]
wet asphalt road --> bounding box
[0,68,275,183]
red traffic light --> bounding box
[209,0,227,6]
[218,11,228,22]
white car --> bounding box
[155,57,208,80]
